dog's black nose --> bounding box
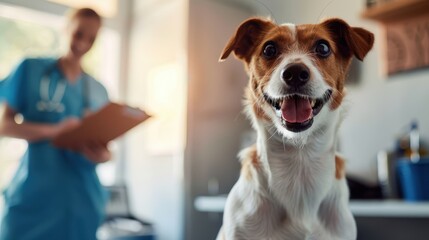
[282,63,310,87]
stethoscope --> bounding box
[36,63,89,113]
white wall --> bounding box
[125,0,187,239]
[259,0,429,184]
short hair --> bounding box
[68,7,102,24]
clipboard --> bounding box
[53,102,151,149]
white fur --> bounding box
[281,23,297,41]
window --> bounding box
[0,4,62,80]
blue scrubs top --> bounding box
[0,58,109,240]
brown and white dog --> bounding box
[217,17,374,240]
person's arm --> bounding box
[0,103,109,163]
[0,104,80,142]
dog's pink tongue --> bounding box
[281,96,312,123]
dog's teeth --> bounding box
[311,100,316,107]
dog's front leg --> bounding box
[316,178,357,240]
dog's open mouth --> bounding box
[263,90,333,132]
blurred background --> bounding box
[0,0,429,239]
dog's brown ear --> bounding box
[219,18,274,63]
[321,18,374,61]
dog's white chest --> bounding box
[266,148,336,220]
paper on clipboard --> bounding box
[53,102,151,149]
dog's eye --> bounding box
[315,40,331,58]
[263,42,277,59]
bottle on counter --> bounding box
[409,121,420,163]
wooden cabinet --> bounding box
[362,0,429,75]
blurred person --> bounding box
[0,8,110,240]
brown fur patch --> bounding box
[335,155,345,179]
[220,18,275,62]
[241,145,259,181]
[246,80,270,121]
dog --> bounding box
[216,17,374,240]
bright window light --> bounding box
[47,0,118,18]
[144,63,187,156]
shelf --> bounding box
[361,0,429,22]
[194,196,429,218]
[350,200,429,218]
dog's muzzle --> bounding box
[263,90,332,132]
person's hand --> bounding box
[53,117,81,138]
[79,141,111,164]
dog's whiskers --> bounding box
[267,125,279,141]
[308,0,337,45]
[282,136,286,152]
